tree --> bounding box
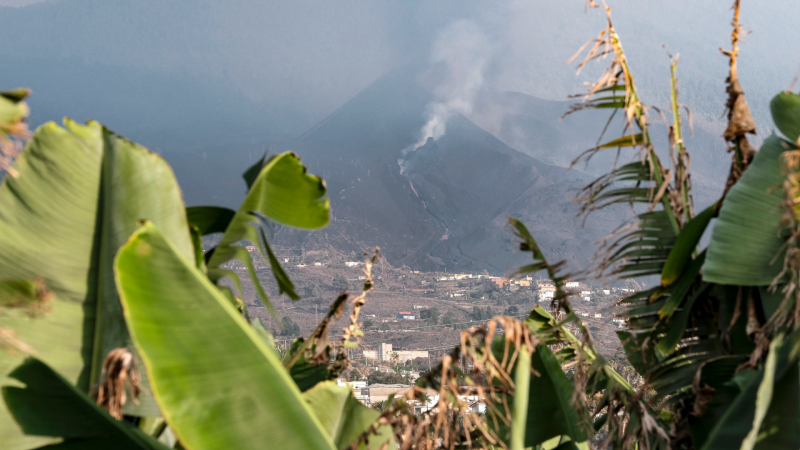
[332,273,348,291]
[442,310,460,328]
[367,370,407,386]
[304,283,322,299]
[349,370,363,382]
[362,319,374,329]
[503,305,519,317]
[279,316,300,337]
[419,307,440,324]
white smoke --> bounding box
[399,19,492,173]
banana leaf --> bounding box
[703,135,793,285]
[0,119,193,447]
[700,332,800,450]
[115,222,335,450]
[491,340,588,448]
[2,358,168,449]
[661,203,716,286]
[198,151,329,307]
[771,91,800,142]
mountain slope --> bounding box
[274,70,621,273]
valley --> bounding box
[227,246,630,373]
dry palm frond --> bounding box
[94,347,142,420]
[565,3,694,285]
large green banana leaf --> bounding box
[703,135,793,285]
[2,358,168,449]
[192,151,329,309]
[0,119,193,447]
[115,222,335,450]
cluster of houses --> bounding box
[430,273,633,304]
[532,279,635,303]
[293,260,363,268]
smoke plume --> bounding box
[399,19,492,174]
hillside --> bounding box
[469,91,728,210]
[271,70,623,273]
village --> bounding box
[217,244,639,410]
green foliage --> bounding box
[492,340,588,449]
[115,222,336,450]
[349,370,363,381]
[303,382,393,450]
[2,358,168,449]
[771,91,800,142]
[367,370,408,385]
[279,316,301,336]
[419,306,440,324]
[0,119,193,445]
[703,135,794,285]
[441,309,461,328]
[285,337,336,392]
[196,151,329,310]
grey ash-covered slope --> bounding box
[276,70,621,273]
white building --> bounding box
[538,284,556,301]
[336,378,370,405]
[376,343,428,363]
[345,261,362,267]
[565,281,580,288]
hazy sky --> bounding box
[1,0,798,135]
[0,0,41,5]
